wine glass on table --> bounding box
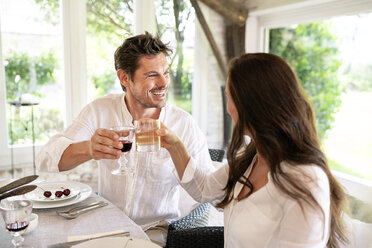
[110,126,135,175]
[0,198,33,248]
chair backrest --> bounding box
[169,202,211,231]
[208,149,225,162]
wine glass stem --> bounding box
[120,153,128,170]
[12,232,24,247]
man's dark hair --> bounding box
[114,31,172,91]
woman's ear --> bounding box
[117,69,130,89]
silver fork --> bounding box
[57,201,108,219]
[57,201,104,215]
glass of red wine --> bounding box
[110,126,135,175]
[0,198,33,247]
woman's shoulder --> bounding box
[278,162,330,202]
[281,161,328,183]
[268,162,331,211]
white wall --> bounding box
[193,3,225,148]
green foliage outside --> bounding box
[270,23,343,140]
[4,50,62,145]
[3,1,64,145]
[5,51,57,100]
[156,0,193,113]
[9,107,64,145]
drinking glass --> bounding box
[110,126,135,175]
[134,118,161,181]
[0,198,33,248]
[134,118,161,152]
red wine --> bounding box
[6,221,29,232]
[120,140,132,152]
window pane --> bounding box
[269,13,372,181]
[155,0,195,113]
[86,0,134,101]
[0,0,64,145]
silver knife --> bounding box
[0,185,37,200]
[0,175,39,195]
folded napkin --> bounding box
[68,230,127,242]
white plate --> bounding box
[25,182,79,202]
[72,237,161,248]
[29,181,92,209]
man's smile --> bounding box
[150,87,167,97]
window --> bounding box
[155,0,195,113]
[86,0,134,101]
[0,0,64,147]
[268,13,372,181]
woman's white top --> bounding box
[180,156,331,248]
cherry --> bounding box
[63,189,71,196]
[55,191,63,198]
[43,191,52,198]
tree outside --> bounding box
[269,16,372,181]
[155,0,194,114]
[270,22,343,140]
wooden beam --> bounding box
[191,0,228,79]
[198,0,248,26]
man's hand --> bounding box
[89,128,123,160]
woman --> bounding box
[158,53,348,247]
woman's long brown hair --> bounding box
[217,53,348,247]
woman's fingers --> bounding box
[156,127,180,149]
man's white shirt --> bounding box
[36,93,215,229]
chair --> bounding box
[166,226,224,248]
[208,148,225,162]
[165,148,226,248]
[168,202,211,231]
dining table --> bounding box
[0,192,149,247]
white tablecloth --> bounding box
[0,194,149,247]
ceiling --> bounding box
[241,0,320,14]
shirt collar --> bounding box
[121,93,167,125]
[233,154,257,199]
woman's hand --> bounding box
[156,123,190,179]
[156,123,181,151]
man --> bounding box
[36,32,214,246]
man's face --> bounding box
[124,53,170,109]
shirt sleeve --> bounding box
[177,115,216,174]
[36,104,96,172]
[178,157,229,203]
[278,167,330,248]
